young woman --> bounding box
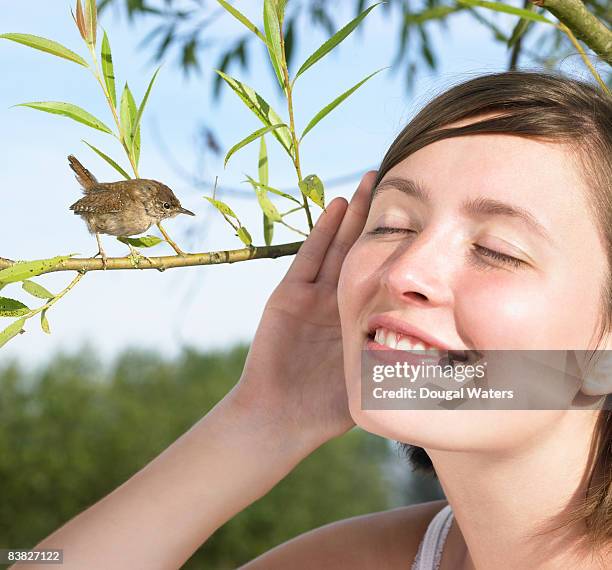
[19,71,611,569]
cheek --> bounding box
[456,273,547,349]
[338,240,382,327]
[456,270,603,349]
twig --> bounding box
[531,0,612,65]
[0,242,304,275]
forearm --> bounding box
[16,391,313,570]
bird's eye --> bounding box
[163,202,171,209]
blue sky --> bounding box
[0,1,586,367]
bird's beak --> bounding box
[179,207,196,216]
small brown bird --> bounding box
[68,155,195,264]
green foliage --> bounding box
[82,140,131,179]
[0,318,25,348]
[0,256,73,286]
[0,298,30,317]
[207,1,383,243]
[299,174,325,209]
[293,2,381,83]
[300,67,386,140]
[0,33,88,66]
[214,71,293,156]
[21,280,54,300]
[456,0,553,24]
[101,31,116,107]
[15,101,113,134]
[224,123,287,168]
[117,235,164,248]
[215,0,267,43]
[2,1,161,179]
[0,346,393,567]
[263,0,286,91]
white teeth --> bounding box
[373,327,443,355]
[397,337,412,351]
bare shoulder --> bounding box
[239,499,449,570]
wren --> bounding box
[68,155,195,265]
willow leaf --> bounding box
[215,71,292,155]
[0,318,26,348]
[224,123,287,168]
[301,68,384,140]
[22,280,54,299]
[16,102,113,134]
[0,33,88,67]
[216,0,267,43]
[456,0,553,24]
[263,0,285,91]
[101,31,116,108]
[0,298,30,318]
[294,2,381,82]
[258,135,269,187]
[82,141,131,180]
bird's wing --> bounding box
[69,191,125,214]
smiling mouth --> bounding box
[366,326,478,363]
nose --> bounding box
[381,228,455,307]
[178,207,195,216]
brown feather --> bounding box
[69,190,125,214]
[68,154,98,193]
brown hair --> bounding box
[376,71,612,550]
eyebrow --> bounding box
[372,177,553,244]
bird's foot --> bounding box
[92,249,108,270]
[126,245,153,268]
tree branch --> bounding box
[0,242,303,275]
[531,0,612,65]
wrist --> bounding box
[219,381,325,464]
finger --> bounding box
[315,170,377,286]
[285,197,349,283]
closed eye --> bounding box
[368,226,527,269]
[368,226,415,235]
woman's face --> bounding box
[337,128,610,449]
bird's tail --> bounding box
[68,155,98,192]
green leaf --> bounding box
[120,84,140,166]
[101,31,116,108]
[85,0,98,46]
[263,0,286,91]
[0,256,74,286]
[456,1,553,24]
[405,6,465,24]
[0,298,30,318]
[294,2,381,82]
[132,67,160,155]
[22,280,54,299]
[204,196,239,220]
[82,140,131,180]
[507,8,534,47]
[258,136,268,187]
[299,174,325,208]
[117,235,163,248]
[40,309,50,334]
[301,68,385,140]
[216,0,267,43]
[263,212,274,246]
[249,185,282,223]
[0,33,88,67]
[237,226,253,246]
[0,318,26,349]
[16,102,113,134]
[215,71,293,155]
[224,123,287,168]
[245,176,302,205]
